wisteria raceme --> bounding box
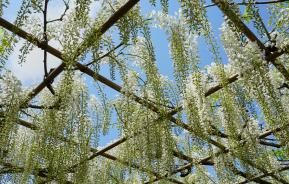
[0,71,22,157]
[1,0,289,183]
[150,10,200,93]
[274,31,289,52]
[183,72,212,139]
[221,22,289,171]
[0,71,22,106]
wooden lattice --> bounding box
[1,0,289,183]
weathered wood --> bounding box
[0,0,140,106]
[12,119,184,184]
[212,0,289,81]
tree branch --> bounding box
[46,0,69,24]
[85,42,124,66]
[0,0,140,107]
[12,119,184,184]
[205,0,289,8]
[212,0,289,81]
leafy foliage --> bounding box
[1,0,289,183]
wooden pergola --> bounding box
[1,0,289,183]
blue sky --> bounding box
[3,0,272,89]
[2,0,273,175]
[95,0,231,146]
[3,0,229,85]
[2,0,272,146]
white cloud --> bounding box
[8,43,61,86]
[6,1,65,86]
[6,0,101,86]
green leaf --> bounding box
[242,7,252,23]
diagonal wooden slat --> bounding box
[11,30,288,182]
[0,15,230,163]
[69,91,287,183]
[0,0,140,106]
[212,0,289,81]
[11,118,289,184]
[239,165,289,184]
[0,162,49,178]
[0,6,239,127]
[205,0,289,8]
[23,109,204,174]
[2,13,286,164]
[1,1,288,183]
[230,167,272,184]
[14,119,184,184]
[145,149,277,184]
[146,119,289,183]
[19,71,280,180]
[147,147,289,184]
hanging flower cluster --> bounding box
[183,73,211,139]
[0,71,22,159]
[1,0,289,183]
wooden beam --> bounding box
[239,165,289,184]
[0,0,140,106]
[1,1,288,183]
[13,119,183,184]
[212,0,289,81]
